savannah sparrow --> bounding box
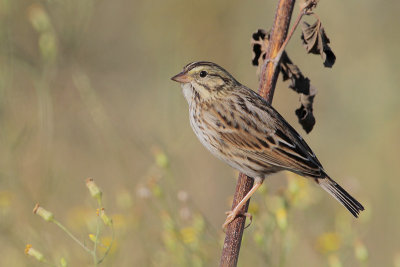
[171,61,364,228]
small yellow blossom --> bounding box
[180,227,196,244]
[275,207,288,230]
[88,235,116,253]
[60,257,67,267]
[99,208,113,226]
[98,236,116,253]
[152,146,169,168]
[33,204,54,222]
[25,244,45,262]
[86,178,102,202]
[89,234,98,243]
[316,232,341,253]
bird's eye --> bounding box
[199,71,208,78]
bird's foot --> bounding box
[222,210,253,231]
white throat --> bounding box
[181,83,194,104]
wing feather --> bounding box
[202,88,326,178]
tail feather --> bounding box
[317,177,364,217]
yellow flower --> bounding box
[180,227,196,244]
[275,207,287,231]
[316,232,341,254]
[86,178,102,202]
[24,244,45,262]
[151,146,169,168]
[99,208,113,227]
[33,204,54,222]
[89,234,97,243]
[89,235,116,254]
[60,257,67,267]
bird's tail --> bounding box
[317,176,364,217]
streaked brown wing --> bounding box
[217,128,325,178]
[243,88,326,177]
[205,88,326,178]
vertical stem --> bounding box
[220,173,254,267]
[220,0,296,266]
[259,0,296,102]
[93,217,100,266]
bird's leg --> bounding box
[222,177,264,230]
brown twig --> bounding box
[259,0,296,102]
[273,7,307,67]
[220,1,296,266]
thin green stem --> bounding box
[93,199,103,266]
[52,219,93,255]
[98,223,115,264]
[93,217,100,266]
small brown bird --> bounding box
[171,61,364,228]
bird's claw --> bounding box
[222,210,253,231]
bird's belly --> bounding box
[189,116,222,159]
[189,113,272,178]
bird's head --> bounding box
[171,61,239,101]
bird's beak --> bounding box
[171,71,191,83]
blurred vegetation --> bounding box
[0,0,399,266]
[27,178,114,266]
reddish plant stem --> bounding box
[220,1,296,266]
[274,8,307,67]
[259,0,296,102]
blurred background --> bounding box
[0,0,399,266]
